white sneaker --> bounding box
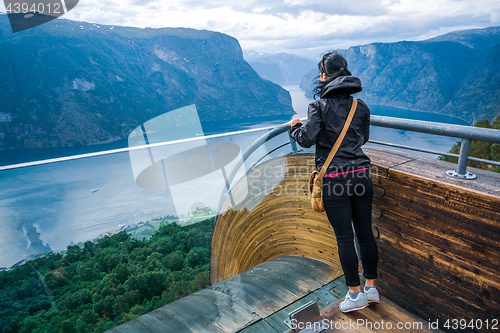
[339,292,368,313]
[364,286,380,304]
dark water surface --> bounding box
[0,86,469,267]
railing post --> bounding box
[457,138,472,176]
[289,135,298,152]
[445,138,477,179]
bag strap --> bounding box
[317,98,358,179]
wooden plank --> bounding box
[310,278,350,310]
[213,272,311,318]
[110,257,341,333]
[108,314,182,333]
[364,146,418,178]
[376,266,500,332]
[373,185,385,197]
[211,147,500,332]
[364,147,500,332]
[389,154,500,199]
[263,278,348,333]
[211,256,340,318]
[320,296,444,333]
[211,153,343,284]
[375,231,500,318]
[144,289,258,333]
[374,175,500,266]
[386,170,500,232]
[374,164,500,268]
[378,202,500,275]
[237,320,279,333]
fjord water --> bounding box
[284,85,469,158]
[0,86,468,268]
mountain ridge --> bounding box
[243,50,316,86]
[0,14,294,150]
[300,26,500,123]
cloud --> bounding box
[1,0,499,57]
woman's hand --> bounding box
[289,118,302,127]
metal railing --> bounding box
[1,115,500,179]
[0,124,281,172]
[226,115,500,183]
[369,116,500,179]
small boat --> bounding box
[91,188,99,193]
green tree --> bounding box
[61,319,75,333]
[165,251,185,271]
[0,218,215,333]
[186,247,210,268]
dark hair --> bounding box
[312,51,352,99]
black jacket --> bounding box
[289,75,371,174]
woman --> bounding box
[289,52,379,313]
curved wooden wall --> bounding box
[363,146,500,330]
[211,146,500,331]
[211,152,344,284]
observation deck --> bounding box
[1,113,499,333]
[108,145,500,333]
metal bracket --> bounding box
[445,170,477,180]
[284,301,325,333]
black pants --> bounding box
[322,169,378,287]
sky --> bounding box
[1,0,500,58]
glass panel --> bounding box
[0,105,299,332]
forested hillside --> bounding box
[0,218,214,333]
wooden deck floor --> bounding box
[246,284,443,333]
[317,296,442,333]
[109,255,444,333]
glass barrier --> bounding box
[0,101,472,332]
[0,104,299,332]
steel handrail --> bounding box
[0,123,283,172]
[370,116,500,143]
[369,140,500,167]
[1,115,499,178]
[225,115,500,185]
[369,116,500,179]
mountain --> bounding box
[300,26,500,122]
[0,15,294,150]
[244,50,317,86]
